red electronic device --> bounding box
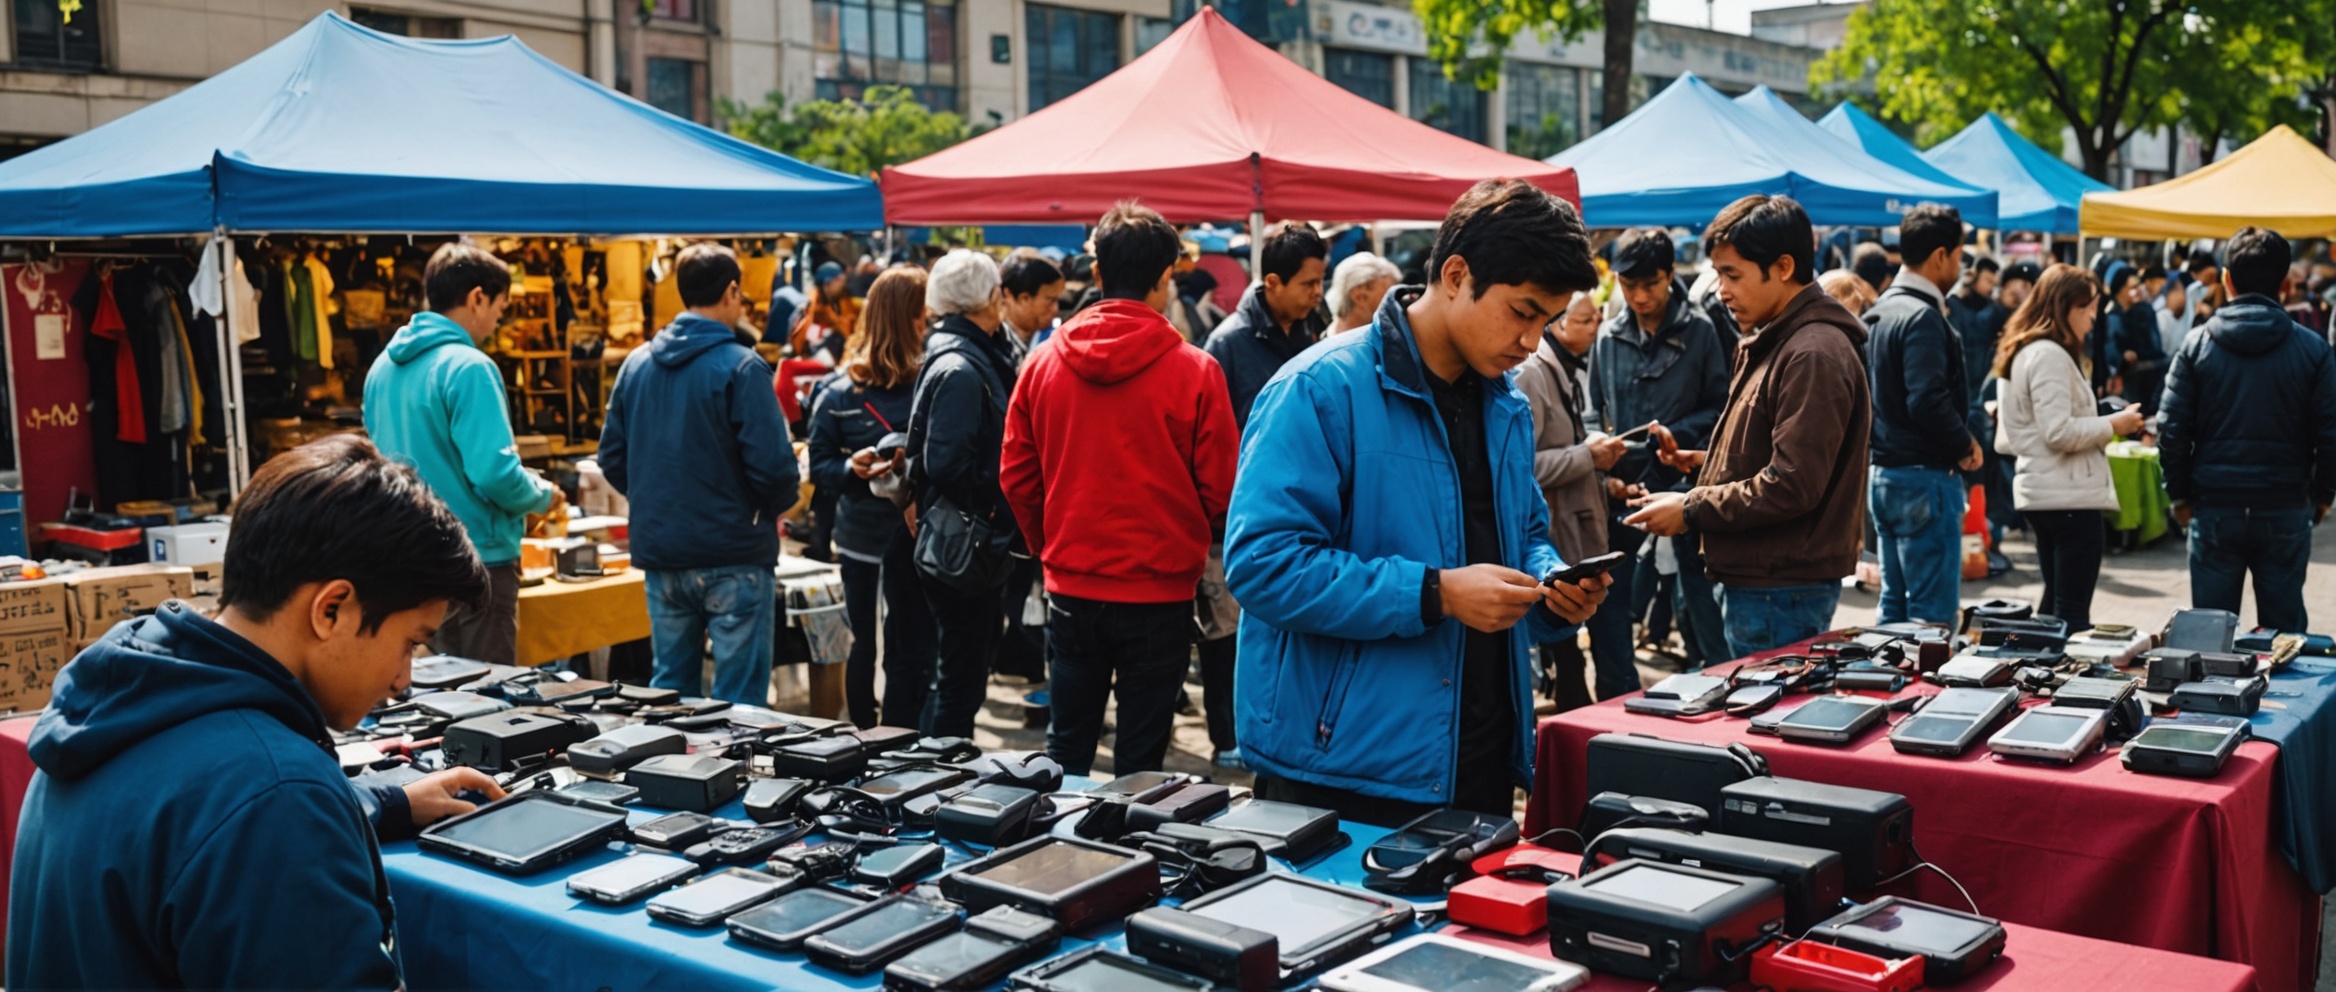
[1447,842,1575,935]
[1749,939,1924,992]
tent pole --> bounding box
[1248,211,1264,283]
[215,234,252,498]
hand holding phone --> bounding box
[1542,551,1628,586]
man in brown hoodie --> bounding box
[1627,195,1871,656]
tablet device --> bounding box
[1180,873,1410,977]
[1209,800,1341,862]
[1319,934,1588,992]
[644,867,792,927]
[857,765,976,805]
[1008,947,1216,991]
[940,836,1162,930]
[1888,687,2019,757]
[1773,695,1889,745]
[727,886,873,951]
[565,852,698,904]
[417,791,630,874]
[1986,705,2107,765]
[802,894,961,973]
[2121,722,2246,778]
[1807,897,2007,983]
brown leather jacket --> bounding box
[1686,282,1872,587]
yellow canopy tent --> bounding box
[2080,125,2336,240]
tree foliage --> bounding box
[1413,0,1638,133]
[717,86,976,177]
[1813,0,2326,180]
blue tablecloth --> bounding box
[2249,654,2336,894]
[381,786,1409,992]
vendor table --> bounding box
[0,715,2269,991]
[1525,658,2319,992]
[2106,440,2169,544]
[2247,653,2336,894]
[515,570,651,667]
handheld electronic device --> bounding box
[1007,947,1216,991]
[1179,872,1410,978]
[1580,792,1708,840]
[856,765,976,806]
[744,777,814,823]
[2165,608,2240,653]
[1093,770,1195,805]
[417,790,630,874]
[567,724,688,777]
[500,676,615,707]
[624,753,746,812]
[1935,655,2014,688]
[632,811,720,850]
[803,895,962,973]
[1544,551,1628,586]
[727,885,874,951]
[1208,800,1343,863]
[1361,808,1519,895]
[2171,674,2266,716]
[1584,827,1847,934]
[1806,897,2006,983]
[684,824,811,866]
[410,655,492,689]
[769,841,858,883]
[1716,778,1913,888]
[1986,705,2108,765]
[769,734,867,781]
[1583,734,1767,818]
[409,690,512,723]
[1773,694,1889,745]
[2052,675,2147,740]
[2121,721,2247,777]
[1888,687,2020,757]
[1124,907,1279,991]
[1724,684,1785,717]
[937,784,1043,847]
[853,842,947,888]
[617,682,683,706]
[1319,933,1588,992]
[644,867,793,927]
[556,779,641,805]
[2144,648,2204,692]
[1623,673,1732,717]
[939,835,1162,929]
[883,905,1064,992]
[1545,858,1787,985]
[1127,783,1234,832]
[566,852,699,904]
[440,711,596,771]
[2198,651,2260,678]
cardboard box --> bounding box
[0,627,69,713]
[64,564,194,641]
[0,577,68,635]
[147,519,229,571]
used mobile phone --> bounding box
[1544,551,1628,586]
[1615,421,1658,441]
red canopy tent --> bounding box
[879,8,1577,229]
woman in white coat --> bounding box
[1992,264,2147,629]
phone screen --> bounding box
[649,869,784,919]
[731,887,866,938]
[815,898,954,952]
[569,853,694,898]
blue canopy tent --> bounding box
[0,12,882,237]
[1817,102,2002,210]
[1547,75,1994,228]
[1922,113,2113,235]
[1734,87,1997,227]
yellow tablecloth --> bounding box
[514,570,650,667]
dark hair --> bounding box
[2224,227,2291,298]
[1708,195,1817,285]
[424,243,512,313]
[220,435,488,634]
[676,243,743,309]
[1428,179,1598,297]
[2104,265,2136,297]
[1968,255,2000,276]
[2187,250,2220,275]
[2141,263,2168,282]
[2001,261,2041,286]
[1093,203,1181,300]
[846,266,926,391]
[1897,204,1962,269]
[1259,222,1329,284]
[1612,228,1675,279]
[1000,253,1065,298]
[1851,242,1891,289]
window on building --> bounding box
[1323,48,1393,109]
[646,0,698,22]
[1026,4,1119,112]
[1504,63,1580,159]
[646,57,700,122]
[813,0,959,110]
[1587,69,1605,133]
[1134,16,1175,55]
[349,7,460,38]
[10,0,102,69]
[1406,57,1485,144]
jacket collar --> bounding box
[1372,286,1433,399]
[1607,279,1698,348]
[1886,267,1946,313]
[1744,282,1865,361]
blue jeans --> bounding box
[1869,465,1966,625]
[644,564,777,706]
[1719,583,1842,658]
[1671,535,1731,667]
[1584,522,1646,700]
[2189,506,2315,634]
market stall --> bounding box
[2080,125,2336,240]
[1733,87,1998,228]
[1849,109,2114,237]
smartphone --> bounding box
[566,852,698,904]
[1615,420,1658,442]
[1544,551,1628,586]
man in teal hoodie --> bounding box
[364,243,559,664]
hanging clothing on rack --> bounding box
[85,271,148,445]
[189,240,262,345]
[303,254,337,369]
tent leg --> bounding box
[1248,211,1264,283]
[215,235,252,499]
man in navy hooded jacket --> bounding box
[1225,180,1611,825]
[600,244,801,706]
[8,435,502,990]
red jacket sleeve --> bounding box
[1191,357,1239,538]
[999,361,1047,556]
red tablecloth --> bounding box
[1525,672,2319,992]
[1451,921,2259,992]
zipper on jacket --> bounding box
[1314,643,1362,748]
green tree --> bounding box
[1813,0,2324,180]
[1414,0,1637,140]
[717,86,976,177]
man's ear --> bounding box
[1768,254,1796,285]
[309,580,359,641]
[1438,255,1473,299]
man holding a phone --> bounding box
[1225,180,1610,825]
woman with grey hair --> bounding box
[1327,252,1401,333]
[900,248,1020,736]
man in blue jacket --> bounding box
[1225,180,1610,825]
[8,436,503,990]
[1863,204,1983,626]
[601,244,801,706]
[2159,227,2336,634]
[364,243,560,663]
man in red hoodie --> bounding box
[1002,203,1240,775]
